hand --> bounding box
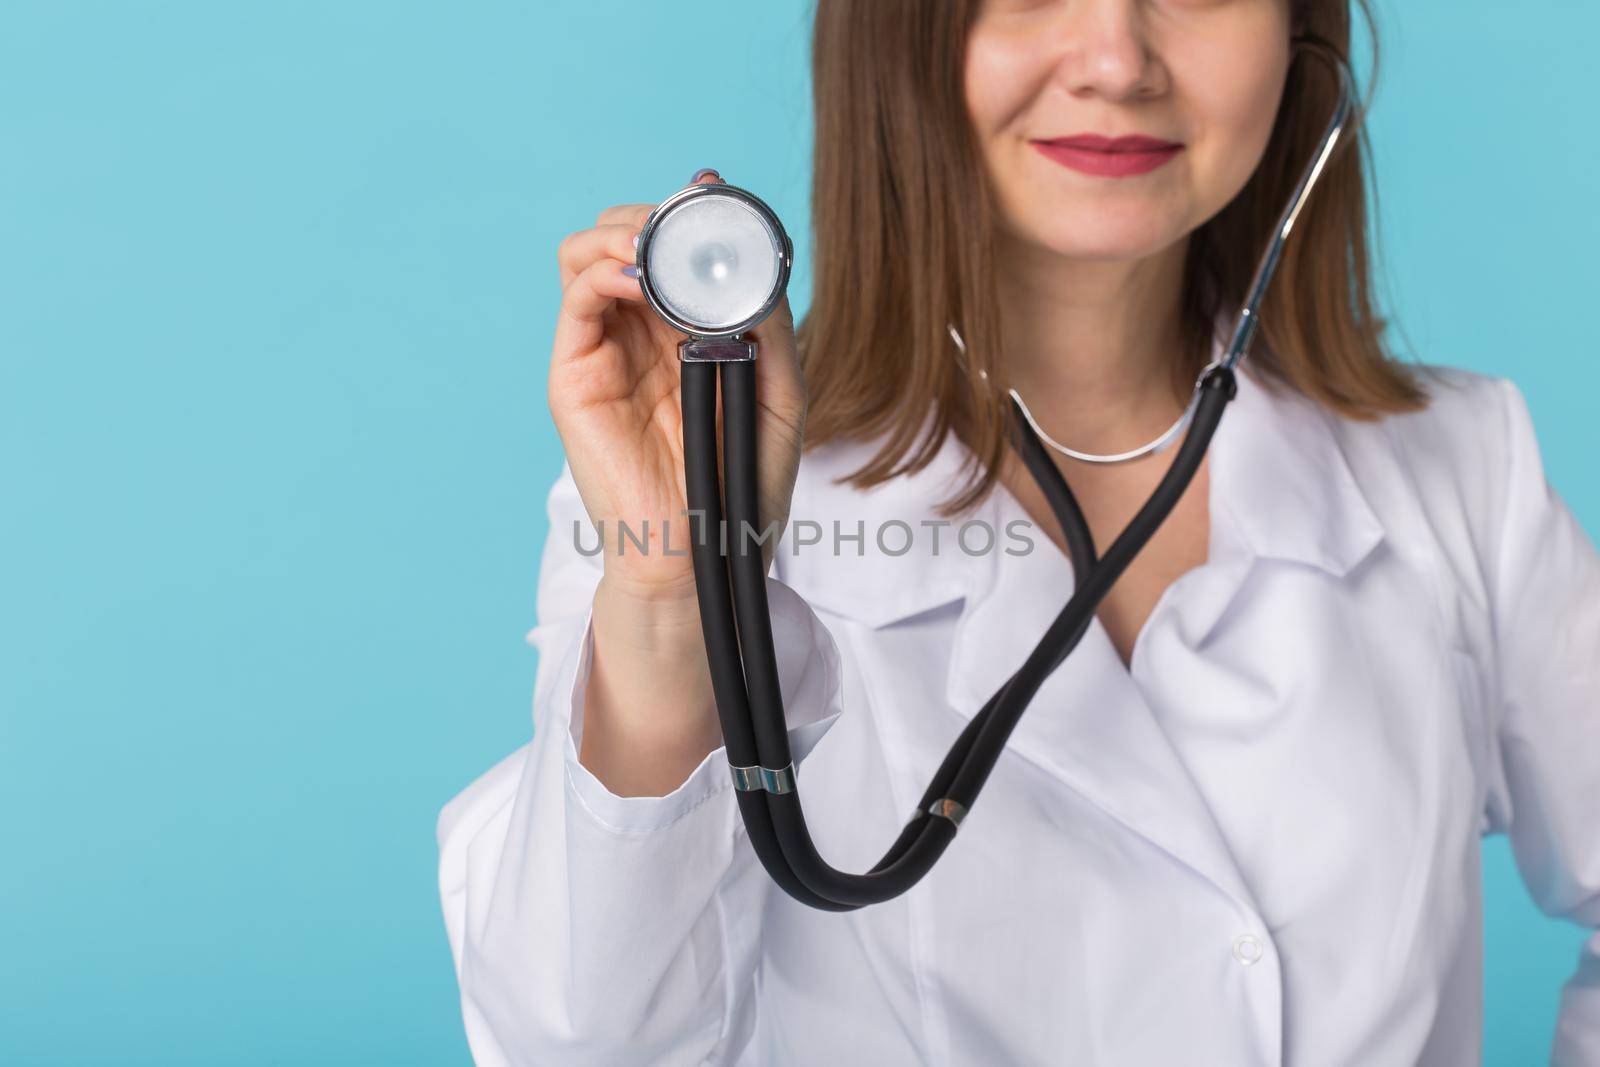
[548,170,807,608]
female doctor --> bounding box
[437,1,1600,1063]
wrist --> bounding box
[593,572,707,657]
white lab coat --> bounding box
[437,355,1600,1066]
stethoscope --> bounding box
[632,45,1357,911]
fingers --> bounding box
[552,256,644,363]
[744,290,795,353]
[596,203,654,228]
[565,173,722,281]
[558,223,639,287]
[746,293,804,408]
[553,171,728,362]
[556,203,652,288]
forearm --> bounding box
[580,573,724,797]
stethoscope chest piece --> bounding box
[635,181,793,361]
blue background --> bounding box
[1,2,1593,1063]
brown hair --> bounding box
[796,0,1429,512]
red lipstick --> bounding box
[1031,134,1183,178]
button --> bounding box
[1232,934,1264,966]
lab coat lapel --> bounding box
[941,354,1387,918]
[1209,362,1386,581]
[945,484,1264,915]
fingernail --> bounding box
[690,168,720,183]
[632,233,640,250]
[622,265,639,278]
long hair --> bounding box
[797,0,1427,513]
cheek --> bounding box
[1177,39,1292,212]
[963,26,1043,144]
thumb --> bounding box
[748,291,805,426]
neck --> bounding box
[994,232,1191,457]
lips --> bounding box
[1041,134,1181,152]
[1031,134,1184,178]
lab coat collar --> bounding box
[786,328,1387,630]
[1210,357,1386,580]
[783,421,978,628]
[784,326,1386,919]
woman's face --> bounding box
[965,0,1293,263]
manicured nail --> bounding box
[632,233,640,250]
[690,168,720,183]
[622,265,639,278]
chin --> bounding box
[1009,208,1186,264]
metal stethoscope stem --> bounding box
[669,43,1359,909]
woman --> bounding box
[438,1,1600,1063]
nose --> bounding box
[1051,0,1164,103]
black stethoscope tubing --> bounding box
[682,356,1238,908]
[672,41,1346,909]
